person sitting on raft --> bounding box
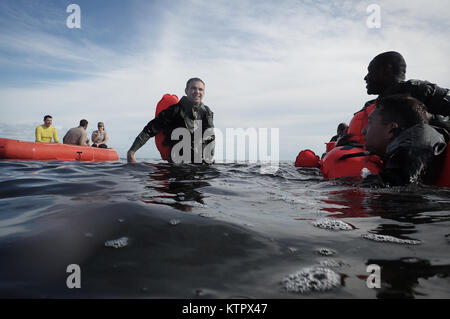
[91,122,109,148]
[362,95,448,187]
[337,51,450,147]
[35,115,59,143]
[63,119,90,146]
[127,78,215,163]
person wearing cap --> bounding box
[91,122,109,148]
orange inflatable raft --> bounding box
[0,138,119,162]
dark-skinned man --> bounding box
[127,78,214,163]
[337,51,450,147]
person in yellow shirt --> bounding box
[35,115,60,143]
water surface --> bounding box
[1,160,449,298]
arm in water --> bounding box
[127,105,178,163]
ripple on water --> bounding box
[283,266,341,294]
[312,218,354,231]
[362,233,421,245]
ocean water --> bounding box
[0,160,450,299]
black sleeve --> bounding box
[142,105,179,136]
[129,105,179,153]
[401,80,450,116]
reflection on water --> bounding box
[321,189,379,219]
[141,163,220,212]
[0,160,450,298]
[366,258,450,299]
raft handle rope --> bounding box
[337,151,372,161]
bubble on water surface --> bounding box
[283,266,341,294]
[312,218,354,231]
[169,219,180,226]
[315,248,337,256]
[104,237,129,248]
[362,233,421,245]
[319,259,346,268]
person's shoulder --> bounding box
[353,100,376,115]
[203,104,213,114]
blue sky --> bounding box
[0,0,449,160]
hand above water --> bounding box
[127,150,137,163]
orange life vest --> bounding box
[154,94,179,160]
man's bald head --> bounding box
[364,51,407,95]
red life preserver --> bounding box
[320,145,383,179]
[434,146,450,187]
[346,103,376,145]
[294,149,320,168]
[154,94,179,160]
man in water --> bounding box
[329,122,348,142]
[362,95,448,187]
[63,119,90,146]
[127,78,214,163]
[338,51,450,146]
[35,115,59,143]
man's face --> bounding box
[363,107,396,156]
[364,59,395,95]
[185,80,205,105]
[44,117,52,127]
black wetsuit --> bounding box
[129,96,214,162]
[362,124,448,187]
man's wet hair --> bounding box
[44,115,52,121]
[80,119,88,127]
[186,78,205,89]
[377,94,428,135]
[373,51,407,81]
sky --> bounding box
[0,0,449,161]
